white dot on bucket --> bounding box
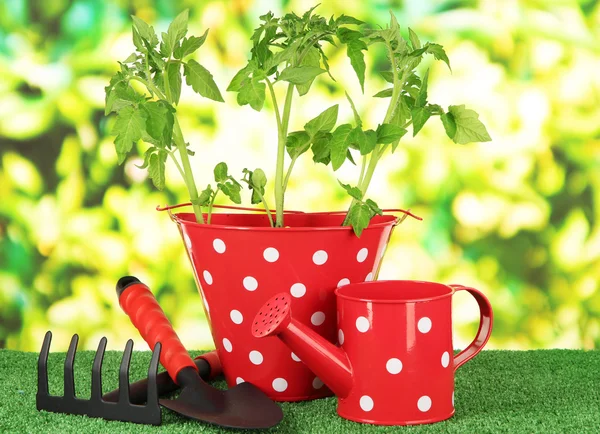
[386,358,403,374]
[418,395,432,412]
[291,352,301,362]
[222,338,232,352]
[230,310,243,324]
[312,250,328,265]
[272,378,288,392]
[213,238,226,253]
[203,270,213,285]
[290,283,306,298]
[249,350,263,365]
[312,377,324,389]
[360,395,374,412]
[338,329,344,345]
[418,317,432,333]
[365,272,374,281]
[311,312,325,326]
[356,316,370,333]
[357,248,369,263]
[236,377,244,384]
[452,391,455,407]
[243,276,258,291]
[263,247,279,262]
[337,278,350,287]
[441,351,450,368]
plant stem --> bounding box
[163,59,173,102]
[207,187,220,224]
[383,41,401,124]
[274,83,295,227]
[168,150,185,180]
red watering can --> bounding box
[251,280,493,425]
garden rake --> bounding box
[36,330,162,425]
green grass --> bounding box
[0,349,599,433]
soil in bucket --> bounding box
[170,211,397,401]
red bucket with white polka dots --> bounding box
[251,281,493,424]
[162,205,403,401]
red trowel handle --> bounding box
[116,276,197,383]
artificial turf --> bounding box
[0,349,599,433]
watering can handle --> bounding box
[449,284,494,371]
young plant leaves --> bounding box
[166,62,182,104]
[219,181,242,204]
[143,100,174,147]
[304,105,339,138]
[286,131,312,158]
[345,91,362,128]
[376,123,407,144]
[198,185,213,206]
[278,66,326,84]
[174,31,208,59]
[296,47,321,96]
[162,9,189,56]
[214,162,229,182]
[184,59,224,102]
[248,168,267,204]
[237,77,266,111]
[442,105,491,144]
[330,124,353,170]
[112,105,148,164]
[348,202,372,237]
[148,149,168,190]
[131,16,159,47]
[338,181,363,200]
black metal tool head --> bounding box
[159,366,283,429]
[36,330,162,425]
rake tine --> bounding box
[146,342,161,405]
[91,337,107,401]
[64,334,79,399]
[118,339,133,403]
[37,331,52,397]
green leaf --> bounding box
[376,123,407,144]
[361,129,377,155]
[348,202,372,237]
[132,26,145,51]
[415,69,429,108]
[143,101,174,147]
[136,147,155,169]
[424,42,451,70]
[445,105,491,144]
[347,127,366,151]
[441,111,457,139]
[166,62,182,104]
[373,88,393,98]
[408,28,421,50]
[163,9,189,56]
[219,181,242,204]
[237,77,266,111]
[330,124,353,171]
[214,162,228,182]
[147,149,167,190]
[227,64,253,92]
[311,132,332,165]
[296,46,321,96]
[338,181,363,201]
[198,185,213,206]
[250,168,267,204]
[411,106,432,136]
[365,199,383,216]
[131,16,159,47]
[112,106,147,164]
[336,15,364,25]
[336,28,363,43]
[345,91,362,128]
[304,105,338,137]
[174,31,208,59]
[184,59,224,102]
[380,71,394,83]
[105,79,142,115]
[286,131,311,158]
[278,66,325,84]
[345,39,367,92]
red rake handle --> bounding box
[117,277,197,384]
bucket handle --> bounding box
[156,203,422,225]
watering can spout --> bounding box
[252,293,353,399]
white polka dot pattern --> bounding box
[418,317,432,333]
[441,351,450,368]
[263,247,279,262]
[357,248,369,263]
[222,338,232,352]
[290,283,306,298]
[243,276,258,291]
[386,358,403,374]
[417,396,432,412]
[249,350,263,365]
[311,311,325,326]
[312,250,328,265]
[213,238,226,253]
[203,270,213,285]
[360,395,374,412]
[337,278,350,287]
[230,309,243,324]
[356,316,370,333]
[272,378,288,392]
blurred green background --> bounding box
[1,0,599,352]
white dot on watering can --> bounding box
[386,358,403,374]
[441,351,450,368]
[418,395,432,412]
[360,395,374,412]
[230,310,243,324]
[291,352,301,362]
[249,350,263,365]
[356,316,370,333]
[418,317,432,333]
[236,377,244,384]
[213,238,226,253]
[365,272,374,281]
[222,338,232,352]
[243,276,258,291]
[338,329,345,345]
[203,270,213,285]
[312,377,324,389]
[290,283,306,298]
[357,248,369,263]
[337,278,350,287]
[312,250,328,265]
[272,378,288,392]
[311,311,325,326]
[263,247,279,262]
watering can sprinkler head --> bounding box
[252,293,353,399]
